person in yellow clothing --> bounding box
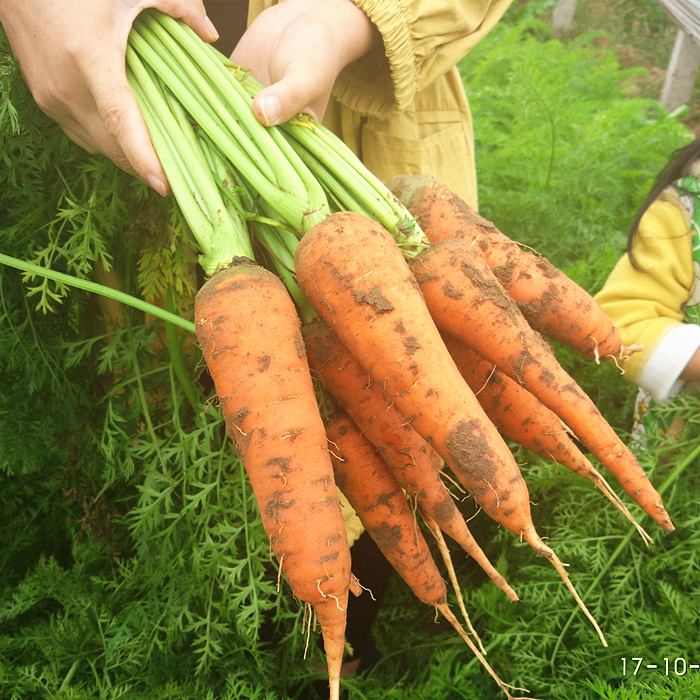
[595,138,700,448]
[0,0,511,677]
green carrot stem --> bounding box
[138,12,419,248]
[129,20,311,232]
[145,8,327,228]
[126,47,254,272]
[165,289,202,411]
[254,225,317,323]
[160,88,256,256]
[203,151,319,323]
[127,53,214,239]
[0,253,195,333]
[150,11,300,190]
[262,123,330,232]
[283,117,426,251]
[131,18,278,186]
[283,135,368,216]
[208,53,426,250]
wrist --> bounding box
[335,0,380,64]
[288,0,379,67]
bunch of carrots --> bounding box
[124,11,673,700]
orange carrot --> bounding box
[303,319,518,601]
[194,261,351,700]
[388,174,640,361]
[295,212,606,644]
[409,236,673,534]
[443,335,653,545]
[325,411,530,700]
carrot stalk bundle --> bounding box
[295,211,606,645]
[443,336,653,545]
[128,10,330,236]
[408,236,672,534]
[303,319,518,601]
[325,411,529,700]
[195,263,351,700]
[387,174,642,361]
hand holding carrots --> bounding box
[230,0,378,126]
[0,0,217,190]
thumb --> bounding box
[252,72,329,126]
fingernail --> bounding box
[204,16,219,41]
[147,173,167,197]
[259,95,282,126]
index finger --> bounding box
[82,52,169,193]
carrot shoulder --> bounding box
[194,261,351,700]
[388,174,636,361]
[409,237,672,534]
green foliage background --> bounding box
[2,3,700,699]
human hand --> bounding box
[0,0,219,193]
[230,0,378,127]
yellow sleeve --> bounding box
[334,0,513,120]
[595,194,696,387]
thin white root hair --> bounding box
[473,363,498,398]
[302,602,313,659]
[277,554,285,592]
[327,593,343,611]
[325,435,344,462]
[441,469,467,495]
[587,468,653,546]
[352,576,377,601]
[422,511,486,655]
[438,603,535,700]
[485,479,501,508]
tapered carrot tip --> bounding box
[618,343,644,359]
[494,574,519,602]
[422,513,487,654]
[314,596,348,700]
[659,516,675,533]
[437,603,534,700]
[593,340,644,364]
[522,527,607,647]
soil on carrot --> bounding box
[444,418,500,486]
[459,257,518,314]
[352,286,395,314]
[393,323,422,355]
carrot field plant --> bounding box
[2,12,700,700]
